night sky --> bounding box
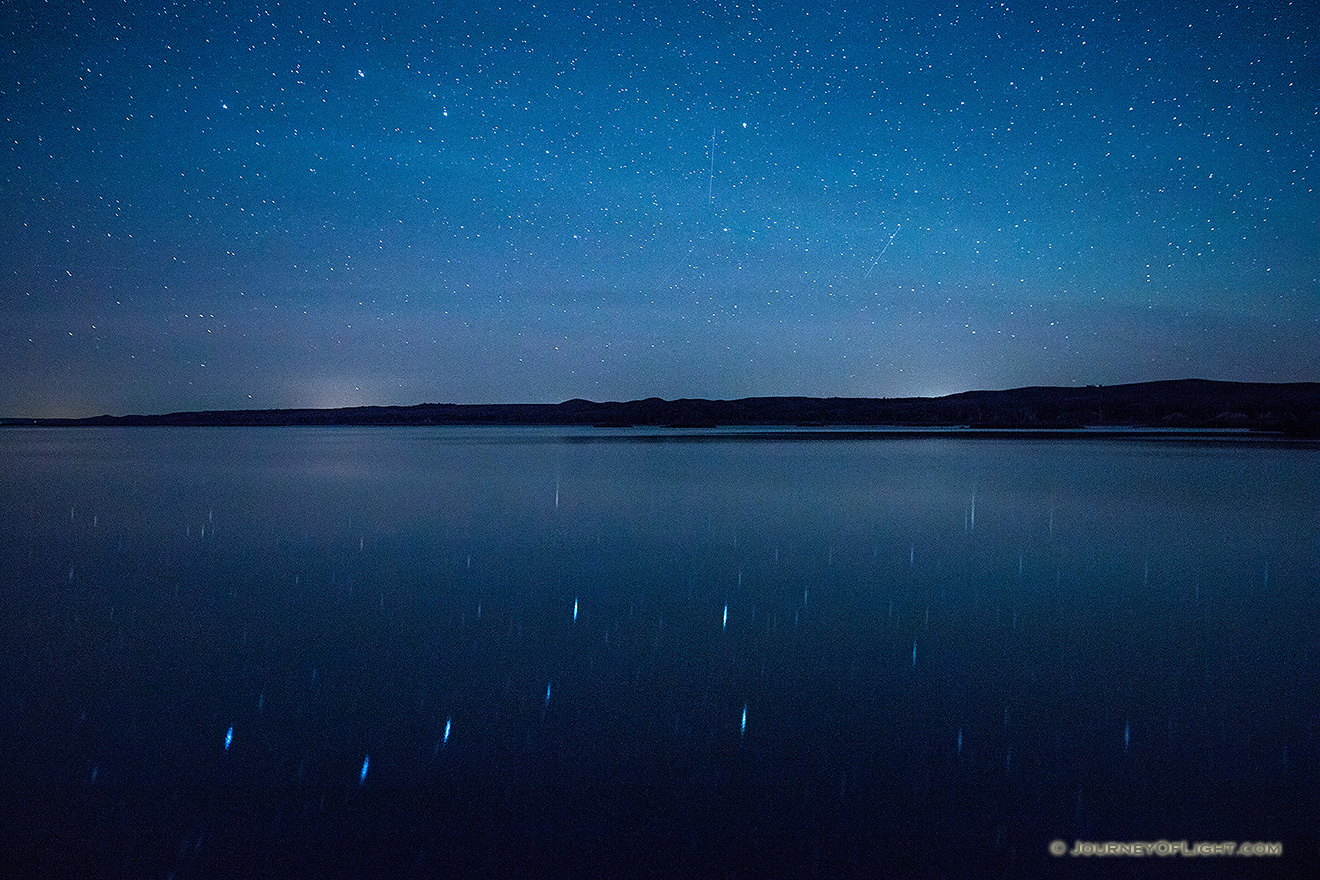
[2,0,1316,417]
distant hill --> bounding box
[5,379,1318,435]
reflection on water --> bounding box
[1,427,1317,877]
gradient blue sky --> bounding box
[2,0,1316,416]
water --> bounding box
[1,426,1317,877]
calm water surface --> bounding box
[1,426,1317,878]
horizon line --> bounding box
[5,377,1319,424]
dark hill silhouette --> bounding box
[5,380,1318,435]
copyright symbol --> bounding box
[1049,840,1067,856]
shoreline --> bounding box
[2,379,1316,436]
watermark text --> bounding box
[1049,839,1281,858]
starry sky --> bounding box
[2,0,1316,417]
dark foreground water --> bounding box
[1,426,1317,879]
